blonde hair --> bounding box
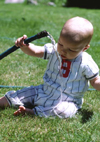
[61,17,93,47]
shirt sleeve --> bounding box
[42,43,56,60]
[83,53,99,80]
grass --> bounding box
[0,0,100,141]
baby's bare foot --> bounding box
[14,106,26,116]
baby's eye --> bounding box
[58,42,63,46]
[69,49,75,52]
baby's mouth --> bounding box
[61,55,67,59]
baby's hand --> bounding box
[15,35,28,48]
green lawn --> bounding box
[0,0,100,141]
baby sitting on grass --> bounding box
[0,16,100,118]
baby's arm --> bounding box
[90,76,100,91]
[15,35,45,58]
[14,106,34,116]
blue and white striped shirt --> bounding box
[42,43,99,99]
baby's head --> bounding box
[57,16,93,60]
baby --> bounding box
[0,16,100,118]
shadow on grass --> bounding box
[0,108,93,123]
[79,109,93,124]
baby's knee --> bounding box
[53,102,78,118]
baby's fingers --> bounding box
[15,35,27,47]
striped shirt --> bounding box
[42,43,99,100]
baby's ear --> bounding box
[83,44,90,51]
